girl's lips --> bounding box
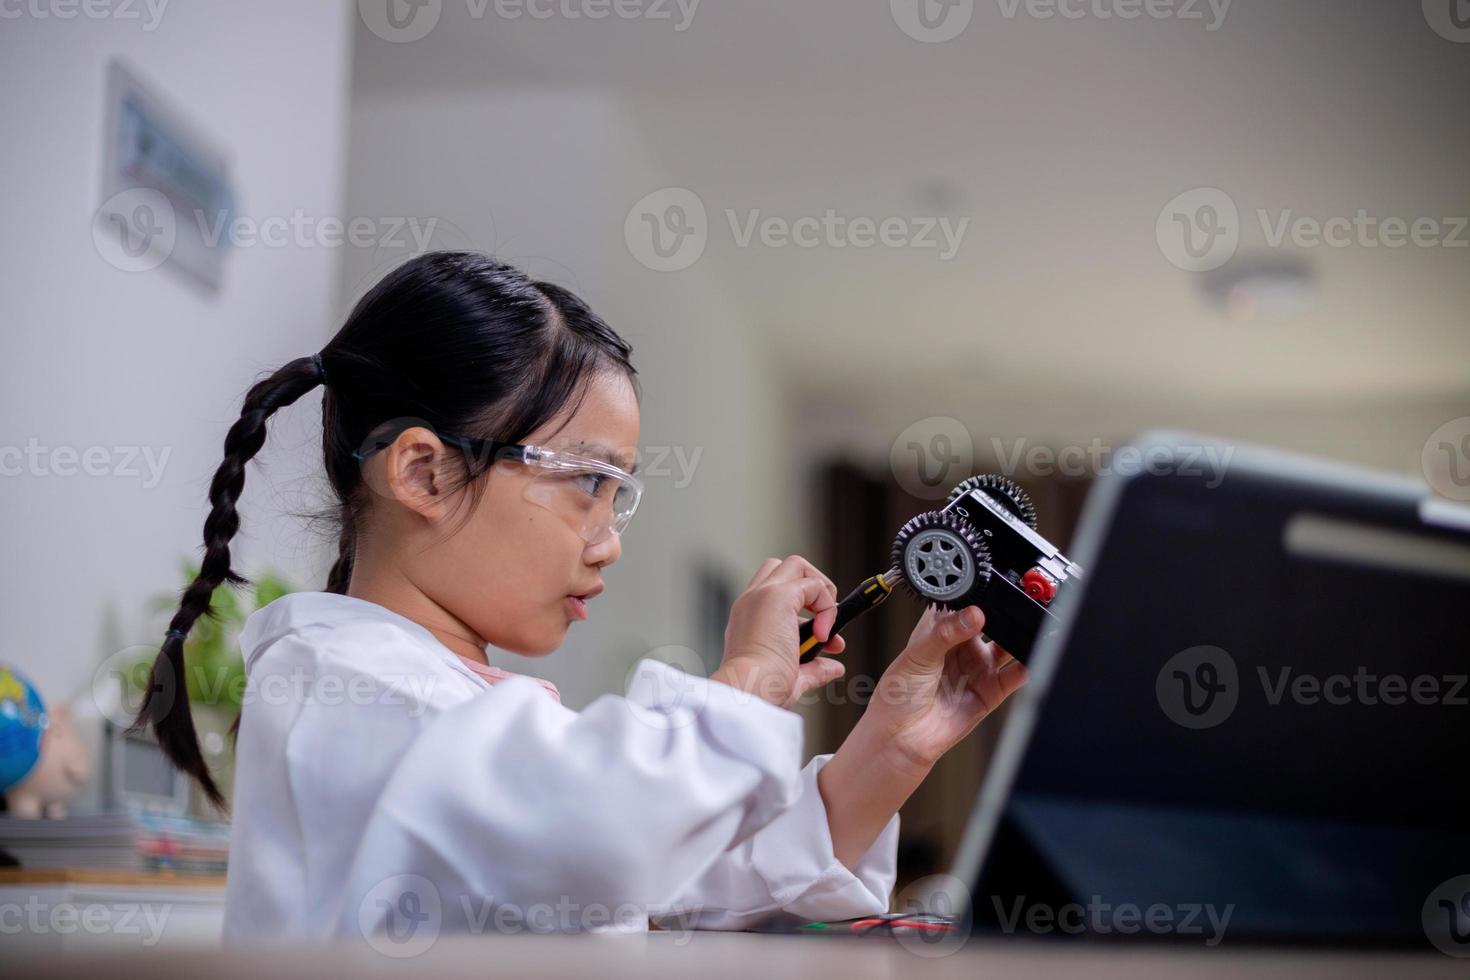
[566,582,601,621]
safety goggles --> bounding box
[353,426,642,544]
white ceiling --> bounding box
[352,0,1470,406]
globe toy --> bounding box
[0,665,47,795]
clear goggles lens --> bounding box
[353,426,642,545]
[502,445,641,544]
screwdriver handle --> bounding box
[797,571,898,664]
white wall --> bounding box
[340,91,801,710]
[0,3,354,716]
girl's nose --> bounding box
[584,528,622,567]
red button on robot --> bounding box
[1021,568,1058,604]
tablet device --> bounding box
[946,432,1470,951]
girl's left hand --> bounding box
[865,605,1029,772]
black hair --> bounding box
[131,252,638,811]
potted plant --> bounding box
[129,563,294,815]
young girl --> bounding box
[135,251,1027,941]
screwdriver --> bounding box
[797,567,903,664]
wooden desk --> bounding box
[10,931,1463,978]
[0,868,226,888]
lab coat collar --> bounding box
[238,592,559,699]
[239,591,464,673]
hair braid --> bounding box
[131,354,325,812]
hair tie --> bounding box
[166,628,188,641]
[310,352,328,385]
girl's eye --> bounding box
[573,472,609,497]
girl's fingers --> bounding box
[788,576,837,614]
[765,555,839,604]
[795,655,845,699]
[995,659,1029,699]
[958,636,1025,694]
[970,636,1013,672]
[797,618,847,652]
[810,604,838,642]
[905,604,937,644]
[953,633,991,672]
[796,614,847,651]
[777,578,839,646]
[904,605,986,668]
[756,557,842,643]
[746,557,783,590]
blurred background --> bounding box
[2,0,1467,902]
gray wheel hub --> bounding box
[902,527,977,603]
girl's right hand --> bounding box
[710,555,848,710]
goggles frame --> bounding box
[352,425,643,540]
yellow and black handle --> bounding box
[797,570,900,664]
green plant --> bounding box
[133,562,296,715]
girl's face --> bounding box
[373,369,641,658]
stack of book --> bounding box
[0,809,230,875]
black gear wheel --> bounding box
[890,509,992,609]
[946,474,1039,530]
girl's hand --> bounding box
[865,605,1029,772]
[711,555,848,710]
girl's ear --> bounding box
[380,426,459,521]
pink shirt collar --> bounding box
[455,655,562,704]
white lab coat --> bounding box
[222,592,899,943]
